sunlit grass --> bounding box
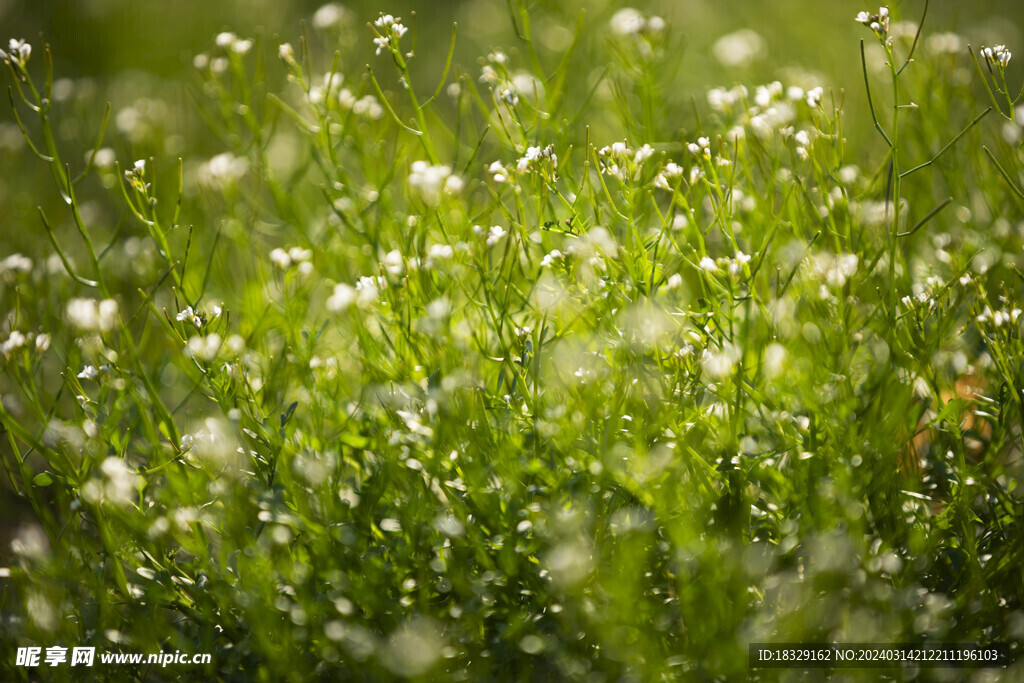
[2,2,1023,679]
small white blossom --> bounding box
[327,283,357,312]
[270,248,292,270]
[805,86,824,108]
[1,331,26,356]
[540,250,563,267]
[408,161,460,206]
[486,225,507,247]
[176,306,203,329]
[187,334,222,362]
[855,7,890,37]
[2,39,31,66]
[67,298,119,333]
[312,3,351,30]
[981,45,1012,69]
[1,253,33,275]
[610,8,646,36]
[634,143,655,165]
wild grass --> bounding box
[1,2,1023,680]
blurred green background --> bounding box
[3,0,1020,81]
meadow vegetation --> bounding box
[1,1,1023,679]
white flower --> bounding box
[499,87,519,106]
[634,143,655,165]
[197,152,248,186]
[99,457,141,505]
[699,256,718,272]
[187,334,222,362]
[2,331,26,356]
[610,9,645,36]
[215,32,237,49]
[427,243,454,263]
[312,3,350,30]
[489,160,509,183]
[176,305,203,329]
[981,45,1012,69]
[35,333,51,353]
[805,86,824,107]
[855,7,890,36]
[712,29,765,68]
[278,43,295,62]
[701,344,740,379]
[67,298,119,333]
[327,283,357,312]
[270,248,292,269]
[540,249,563,267]
[1,253,33,274]
[77,365,99,380]
[2,39,31,66]
[486,225,507,247]
[373,36,389,55]
[408,161,458,206]
[355,276,381,307]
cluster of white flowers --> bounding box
[976,304,1022,327]
[900,276,945,312]
[855,7,890,37]
[312,3,351,31]
[176,305,203,329]
[337,89,384,119]
[608,8,665,37]
[925,33,964,56]
[270,246,314,276]
[701,342,742,379]
[84,146,116,170]
[372,14,408,56]
[197,152,248,187]
[697,252,751,276]
[515,144,558,173]
[307,72,344,105]
[278,42,296,64]
[2,330,25,357]
[5,331,49,357]
[187,334,222,362]
[327,276,384,312]
[808,252,859,289]
[540,249,564,268]
[1,253,33,278]
[408,161,463,206]
[80,457,142,506]
[116,99,169,146]
[123,159,147,192]
[472,224,507,247]
[981,45,1012,69]
[67,299,119,333]
[214,31,253,56]
[712,29,765,68]
[0,39,31,67]
[687,137,710,160]
[707,85,748,112]
[653,162,684,190]
[789,128,813,159]
[597,140,656,181]
[804,86,824,108]
[479,52,507,86]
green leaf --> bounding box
[33,471,55,487]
